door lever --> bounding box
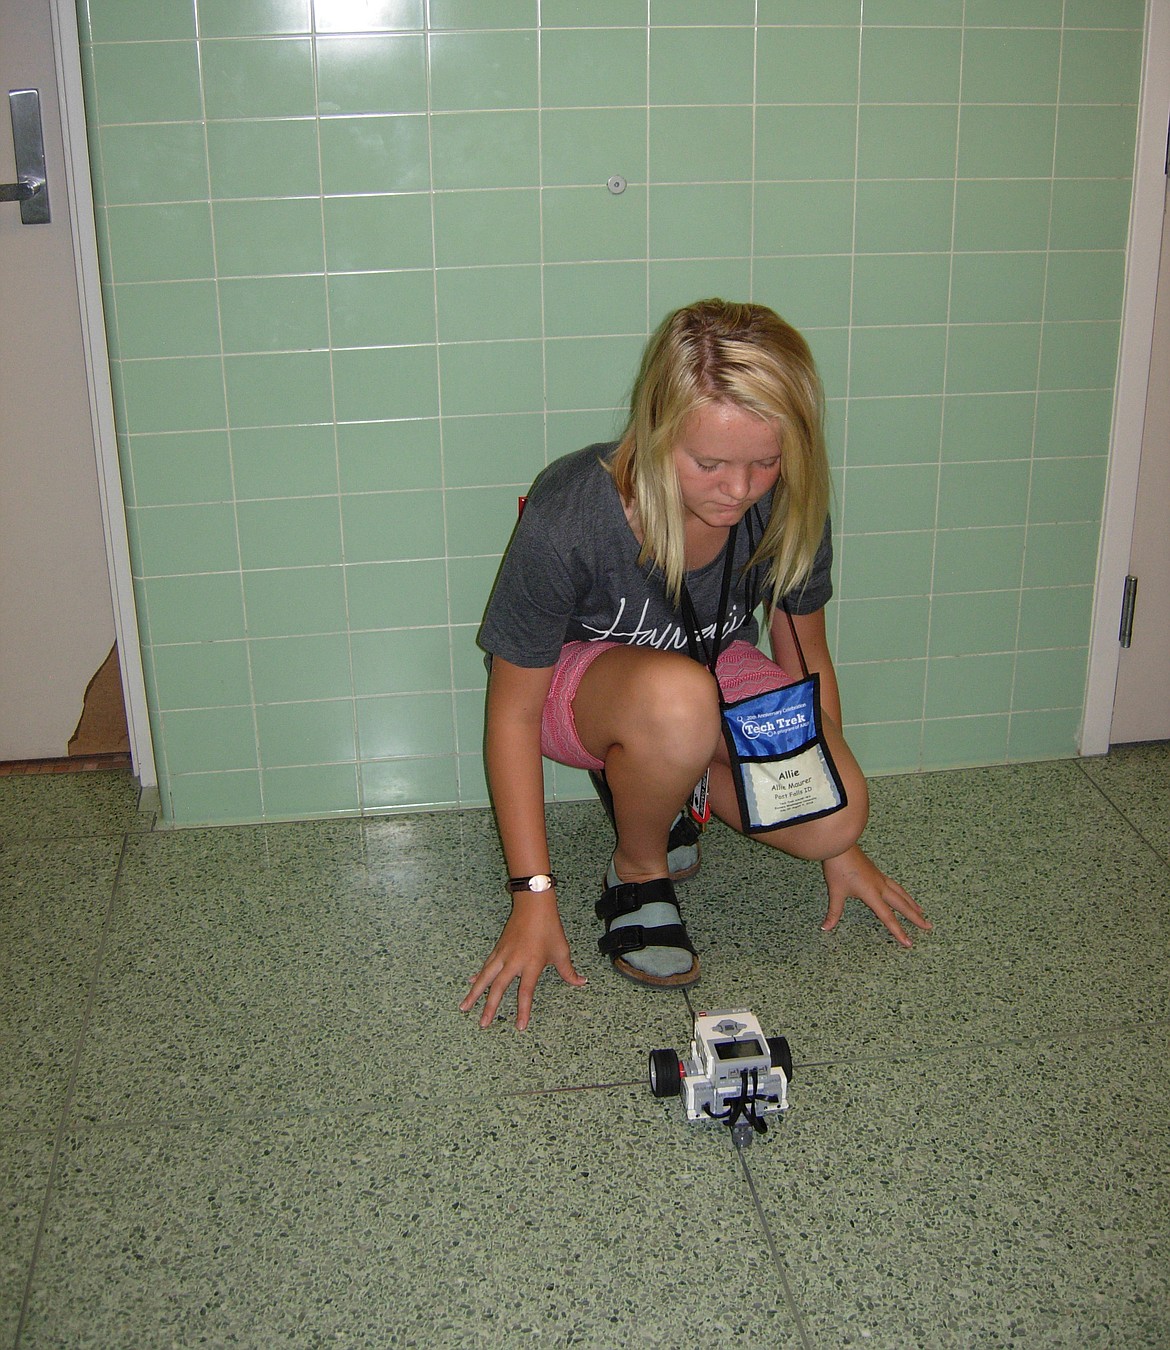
[2,89,50,224]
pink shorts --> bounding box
[540,639,793,772]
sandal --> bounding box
[596,877,701,988]
[588,769,702,882]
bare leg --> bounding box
[570,648,721,982]
[572,646,722,880]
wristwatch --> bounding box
[505,873,558,894]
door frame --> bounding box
[1083,0,1170,756]
[47,0,156,787]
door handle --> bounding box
[2,89,50,224]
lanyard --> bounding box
[678,507,810,681]
[679,522,739,677]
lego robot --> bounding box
[649,1010,792,1146]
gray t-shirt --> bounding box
[478,444,832,669]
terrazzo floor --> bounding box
[1,745,1167,1348]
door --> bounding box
[1111,170,1170,744]
[0,0,119,760]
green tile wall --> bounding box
[77,0,1145,824]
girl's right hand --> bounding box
[459,892,587,1031]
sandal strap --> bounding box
[595,877,677,922]
[669,812,701,850]
[598,923,697,959]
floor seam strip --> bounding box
[14,830,130,1347]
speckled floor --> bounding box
[2,746,1167,1348]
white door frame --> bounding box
[1083,0,1170,756]
[47,0,156,787]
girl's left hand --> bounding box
[820,844,931,948]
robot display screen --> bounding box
[713,1038,764,1061]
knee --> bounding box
[626,652,722,759]
[818,777,870,858]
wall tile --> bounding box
[433,189,541,266]
[223,352,334,426]
[542,28,647,107]
[330,270,437,346]
[256,700,357,767]
[214,198,325,277]
[143,573,247,644]
[243,566,348,636]
[198,0,312,37]
[852,254,951,327]
[857,105,958,180]
[1053,106,1137,179]
[429,31,537,111]
[541,108,646,189]
[336,420,443,493]
[941,393,1035,463]
[350,627,452,698]
[319,115,429,194]
[87,0,197,40]
[542,189,645,264]
[79,4,1144,821]
[323,193,433,272]
[427,0,537,27]
[649,106,754,183]
[163,707,259,773]
[90,42,202,124]
[438,341,544,416]
[960,29,1061,105]
[755,105,858,180]
[949,253,1047,326]
[315,34,427,115]
[104,204,216,282]
[236,497,344,570]
[340,490,445,563]
[152,642,253,710]
[931,527,1025,595]
[332,346,440,422]
[100,124,210,204]
[113,282,221,359]
[232,425,339,499]
[840,465,939,535]
[860,27,961,104]
[249,633,353,703]
[845,397,943,468]
[129,431,235,507]
[542,263,647,339]
[650,26,756,105]
[310,0,424,33]
[436,265,541,343]
[346,560,448,630]
[207,120,320,199]
[201,38,315,118]
[757,27,860,104]
[431,111,539,189]
[120,357,227,434]
[928,591,1020,658]
[263,763,360,817]
[219,276,330,353]
[854,182,954,255]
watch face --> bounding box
[528,874,554,892]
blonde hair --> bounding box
[609,298,829,606]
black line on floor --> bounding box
[15,830,131,1347]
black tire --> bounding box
[767,1036,794,1082]
[648,1049,682,1098]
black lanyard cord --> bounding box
[679,522,739,678]
[680,504,813,684]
